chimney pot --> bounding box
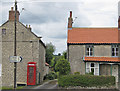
[28,25,31,31]
[26,24,28,27]
[118,16,120,29]
[70,11,72,18]
[11,7,14,11]
[29,25,31,28]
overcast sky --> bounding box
[0,0,120,54]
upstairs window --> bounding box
[112,45,119,57]
[86,45,94,56]
[2,28,6,35]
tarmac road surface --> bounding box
[30,80,119,91]
[10,80,119,91]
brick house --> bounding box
[67,11,120,87]
[0,7,47,86]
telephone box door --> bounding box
[27,62,36,85]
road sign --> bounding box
[10,56,22,63]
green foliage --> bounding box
[50,57,55,67]
[74,72,80,75]
[55,58,70,75]
[46,43,55,64]
[91,68,94,75]
[58,75,115,87]
[62,51,67,59]
[44,71,57,80]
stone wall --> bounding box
[68,45,85,74]
[1,21,46,86]
[38,40,46,83]
[68,44,113,75]
[94,45,111,57]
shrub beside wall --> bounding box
[44,71,57,80]
[58,75,115,87]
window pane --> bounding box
[90,52,93,56]
[86,52,89,56]
[90,48,93,51]
[91,63,94,67]
[112,48,114,52]
[116,53,118,56]
[87,48,89,51]
[112,53,115,56]
[116,48,118,51]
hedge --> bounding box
[58,74,115,87]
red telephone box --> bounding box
[27,62,37,86]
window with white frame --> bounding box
[112,45,119,57]
[86,45,94,56]
[86,62,99,75]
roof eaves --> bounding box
[0,20,9,27]
[39,40,46,48]
[83,60,120,63]
[72,27,118,29]
[67,43,120,45]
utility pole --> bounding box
[14,0,17,89]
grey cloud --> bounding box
[20,2,80,24]
[1,1,94,54]
[48,33,67,39]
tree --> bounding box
[62,51,67,59]
[55,58,70,75]
[46,43,55,64]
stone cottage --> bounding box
[0,6,47,86]
[67,11,120,87]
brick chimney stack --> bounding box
[9,7,20,21]
[68,11,73,28]
[118,16,120,29]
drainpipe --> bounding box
[67,44,69,62]
[85,62,86,74]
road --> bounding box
[33,80,58,89]
[30,80,119,91]
[8,80,119,91]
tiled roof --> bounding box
[67,28,120,44]
[84,57,120,63]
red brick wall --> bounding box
[9,10,19,21]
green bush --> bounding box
[55,58,70,75]
[44,71,57,80]
[85,72,94,75]
[58,74,115,87]
[74,72,80,75]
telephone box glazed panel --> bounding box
[27,62,37,86]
